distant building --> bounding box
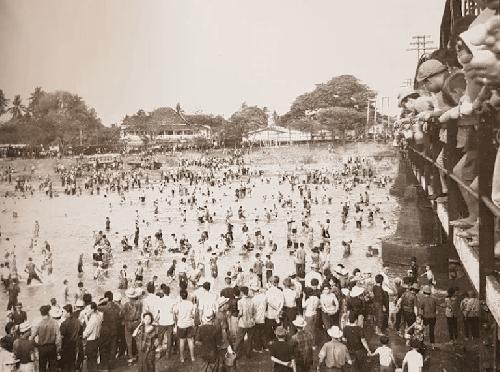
[120,107,211,148]
[245,125,311,145]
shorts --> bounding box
[177,326,195,339]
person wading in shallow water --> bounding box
[24,258,42,285]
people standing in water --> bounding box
[24,258,42,285]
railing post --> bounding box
[478,112,495,371]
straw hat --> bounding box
[275,326,287,338]
[422,285,432,295]
[327,326,343,339]
[341,288,350,297]
[19,321,31,333]
[292,316,306,328]
[411,283,420,291]
[350,286,364,298]
[135,288,144,298]
[125,288,138,299]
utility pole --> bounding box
[406,35,437,61]
[381,97,390,142]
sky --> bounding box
[0,0,444,125]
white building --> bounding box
[245,125,311,145]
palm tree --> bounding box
[8,95,26,119]
[0,90,9,117]
[28,86,44,114]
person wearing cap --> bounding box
[30,305,61,372]
[11,302,26,326]
[122,288,143,364]
[290,316,313,372]
[417,58,453,200]
[270,326,296,372]
[317,326,352,371]
[398,284,419,336]
[265,276,284,343]
[13,321,35,372]
[417,285,437,345]
[347,286,365,327]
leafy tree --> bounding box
[227,104,268,144]
[317,106,366,146]
[286,75,375,119]
[0,90,9,117]
[8,95,26,119]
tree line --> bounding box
[0,74,375,147]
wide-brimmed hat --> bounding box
[422,285,432,294]
[351,286,364,298]
[275,326,287,337]
[341,288,350,297]
[134,288,144,298]
[411,283,420,291]
[292,316,306,328]
[125,288,138,299]
[19,321,31,333]
[327,326,343,339]
[218,297,229,308]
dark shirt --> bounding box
[13,338,34,364]
[343,325,365,352]
[98,302,121,336]
[11,310,27,325]
[347,297,364,317]
[290,330,313,365]
[60,315,81,349]
[271,340,294,372]
[418,295,437,319]
[220,287,235,299]
[196,324,220,363]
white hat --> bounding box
[113,292,122,302]
[292,315,306,328]
[125,288,138,299]
[327,325,343,339]
[350,286,364,297]
[341,288,350,297]
[19,321,31,333]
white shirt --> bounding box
[174,300,195,328]
[252,292,267,324]
[157,296,176,326]
[303,296,319,317]
[142,294,160,319]
[374,346,393,367]
[403,349,423,372]
[320,292,339,315]
[266,286,284,320]
[283,288,297,308]
[196,290,217,321]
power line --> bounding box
[401,78,413,88]
[406,35,437,62]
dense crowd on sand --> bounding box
[0,145,477,372]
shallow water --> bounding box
[0,146,400,319]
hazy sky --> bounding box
[0,0,444,125]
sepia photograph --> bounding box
[0,0,499,371]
